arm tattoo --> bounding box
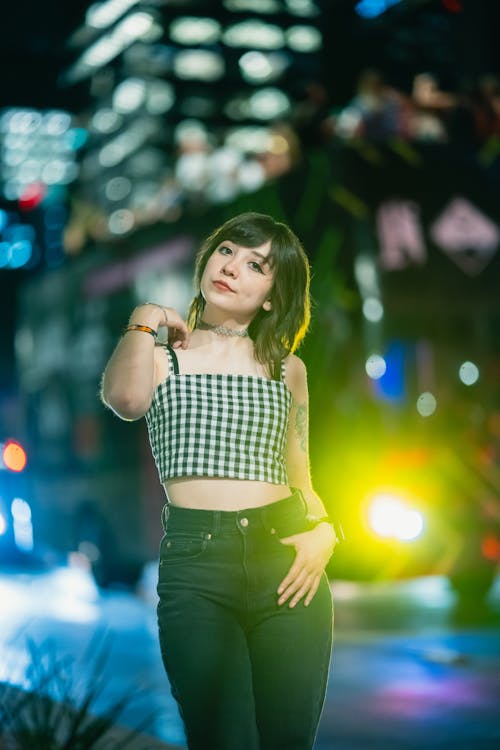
[295,403,307,452]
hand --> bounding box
[277,523,337,608]
[131,304,190,349]
[161,306,191,349]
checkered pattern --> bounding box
[145,346,291,485]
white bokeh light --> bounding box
[417,392,437,417]
[362,297,384,323]
[459,361,479,386]
[367,494,424,541]
[108,209,135,235]
[365,354,386,380]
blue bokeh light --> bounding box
[9,240,33,268]
[355,0,403,19]
[0,241,11,267]
[4,223,35,243]
[63,127,88,150]
[373,341,408,403]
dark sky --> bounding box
[0,2,90,110]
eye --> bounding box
[218,245,232,255]
[248,260,264,273]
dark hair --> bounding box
[187,212,310,376]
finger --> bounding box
[170,322,189,344]
[278,534,299,546]
[169,328,183,347]
[278,568,310,604]
[277,559,304,595]
[287,577,315,608]
[304,575,321,607]
[180,327,190,348]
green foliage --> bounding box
[0,632,155,750]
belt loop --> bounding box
[213,510,221,536]
[161,503,170,532]
[260,502,271,532]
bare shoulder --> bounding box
[153,342,170,386]
[284,353,308,400]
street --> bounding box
[1,561,499,749]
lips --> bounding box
[213,280,234,292]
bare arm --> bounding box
[284,354,329,519]
[276,354,338,609]
[100,304,188,421]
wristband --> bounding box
[307,514,345,543]
[123,324,158,338]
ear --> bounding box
[262,299,272,312]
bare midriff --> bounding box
[163,477,292,510]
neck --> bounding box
[197,319,249,338]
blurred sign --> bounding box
[377,197,499,275]
[430,198,500,276]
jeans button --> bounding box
[240,517,249,527]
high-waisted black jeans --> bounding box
[156,488,334,750]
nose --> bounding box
[221,256,239,277]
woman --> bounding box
[101,212,339,750]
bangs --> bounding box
[212,217,296,272]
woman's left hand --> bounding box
[277,523,337,608]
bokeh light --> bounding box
[11,497,31,524]
[362,297,384,323]
[2,440,27,472]
[12,497,34,552]
[459,360,479,386]
[169,17,221,45]
[367,493,425,541]
[108,208,135,234]
[416,392,437,417]
[365,354,387,380]
[8,240,33,268]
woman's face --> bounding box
[200,239,274,322]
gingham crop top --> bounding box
[145,345,292,485]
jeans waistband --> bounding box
[161,487,308,535]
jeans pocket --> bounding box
[159,531,208,567]
[268,516,311,547]
[261,519,309,579]
[263,488,311,543]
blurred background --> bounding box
[1,1,500,749]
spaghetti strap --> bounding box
[280,359,286,382]
[161,344,179,375]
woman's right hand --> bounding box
[129,304,190,349]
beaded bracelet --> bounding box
[123,324,158,338]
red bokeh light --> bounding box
[482,535,500,563]
[442,0,463,12]
[2,440,27,472]
[19,182,46,211]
